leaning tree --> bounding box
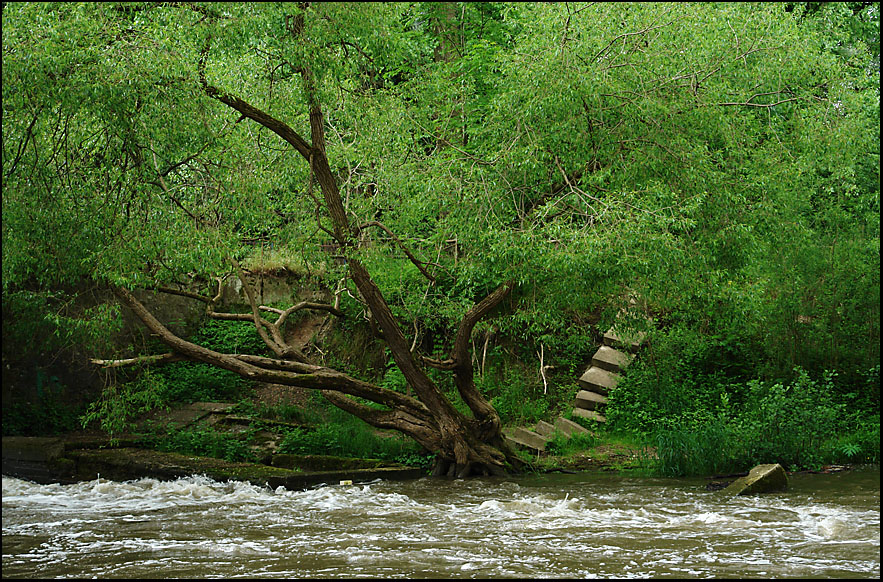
[4,2,873,475]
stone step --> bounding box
[534,420,556,437]
[554,416,591,437]
[602,327,646,352]
[571,408,607,423]
[591,344,634,373]
[504,427,549,452]
[574,390,608,411]
[577,366,619,396]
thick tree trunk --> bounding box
[184,18,525,474]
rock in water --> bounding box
[722,463,788,495]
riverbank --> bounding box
[2,432,868,495]
[1,435,425,490]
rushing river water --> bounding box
[2,467,879,579]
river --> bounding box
[2,466,879,578]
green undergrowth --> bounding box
[274,393,433,469]
[607,360,881,476]
[137,390,435,470]
[80,319,269,436]
[144,424,259,463]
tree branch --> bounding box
[90,352,185,368]
[230,258,311,363]
[358,221,438,283]
[107,286,430,420]
[198,38,313,161]
[448,281,514,427]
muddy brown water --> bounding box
[2,467,879,578]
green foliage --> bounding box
[80,318,265,434]
[733,370,845,469]
[653,421,740,478]
[545,431,597,457]
[484,366,550,425]
[272,390,424,461]
[2,290,123,365]
[156,362,252,404]
[188,318,271,355]
[151,426,257,463]
[613,364,879,476]
[80,368,171,437]
[278,422,421,462]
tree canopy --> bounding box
[3,2,878,472]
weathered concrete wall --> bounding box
[2,274,322,414]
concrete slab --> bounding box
[554,416,591,437]
[603,327,646,351]
[591,345,634,373]
[504,427,549,452]
[534,420,556,437]
[2,437,73,484]
[723,463,788,496]
[571,408,607,423]
[2,437,64,462]
[147,402,237,430]
[577,366,619,395]
[574,390,608,411]
[190,402,236,413]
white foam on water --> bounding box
[3,471,879,579]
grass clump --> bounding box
[149,425,258,463]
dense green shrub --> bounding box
[484,366,550,425]
[80,368,171,436]
[2,391,83,436]
[615,366,879,476]
[733,370,845,469]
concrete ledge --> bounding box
[534,420,556,437]
[3,444,425,490]
[574,390,608,411]
[2,437,75,484]
[577,366,619,395]
[266,467,426,490]
[2,436,65,462]
[603,327,646,352]
[571,408,607,423]
[504,427,548,452]
[554,417,591,437]
[591,345,634,373]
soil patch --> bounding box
[552,442,656,472]
[251,382,313,409]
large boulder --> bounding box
[722,463,788,495]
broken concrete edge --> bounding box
[721,463,788,496]
[2,439,426,491]
[504,427,549,452]
[504,416,599,454]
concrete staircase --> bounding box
[570,326,645,424]
[504,305,650,454]
[503,416,592,452]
